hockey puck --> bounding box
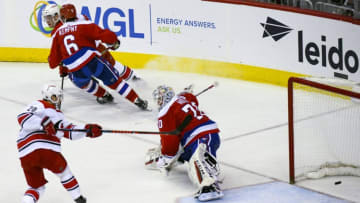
[334,181,342,185]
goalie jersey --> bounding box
[157,92,219,157]
[17,100,86,158]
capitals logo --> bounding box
[30,1,58,37]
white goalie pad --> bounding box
[187,143,220,188]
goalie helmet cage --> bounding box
[288,77,360,184]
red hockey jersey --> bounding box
[157,92,219,156]
[48,20,118,72]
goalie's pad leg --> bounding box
[187,143,221,188]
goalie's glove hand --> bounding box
[85,124,102,138]
[108,40,120,50]
[145,146,161,170]
[41,116,56,137]
[157,155,175,175]
[59,65,68,77]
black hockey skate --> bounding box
[134,98,148,110]
[96,92,114,104]
[74,195,87,203]
[195,183,224,202]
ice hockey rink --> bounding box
[1,62,359,203]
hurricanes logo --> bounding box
[260,17,292,41]
[30,1,58,37]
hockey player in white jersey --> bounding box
[145,85,224,201]
[17,84,102,203]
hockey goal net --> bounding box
[288,77,360,184]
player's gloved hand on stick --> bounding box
[41,116,56,136]
[108,40,120,50]
[85,124,102,138]
[59,65,68,77]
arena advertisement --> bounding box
[0,0,359,82]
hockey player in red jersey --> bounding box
[145,85,224,201]
[43,3,144,106]
[17,84,102,203]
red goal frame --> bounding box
[288,77,360,184]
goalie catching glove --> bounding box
[85,124,102,138]
[145,146,184,175]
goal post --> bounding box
[288,77,360,184]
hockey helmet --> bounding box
[60,4,77,22]
[152,85,175,110]
[42,4,60,28]
[41,84,63,108]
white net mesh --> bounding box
[291,77,360,181]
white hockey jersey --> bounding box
[17,100,86,158]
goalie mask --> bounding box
[42,4,60,28]
[41,84,63,109]
[152,85,175,110]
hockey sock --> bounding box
[56,166,82,200]
[114,62,134,81]
[22,186,45,203]
[82,79,107,97]
[109,78,139,103]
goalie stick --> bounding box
[195,81,219,97]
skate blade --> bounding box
[197,191,224,202]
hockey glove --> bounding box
[145,146,161,170]
[157,155,176,175]
[108,40,120,50]
[41,116,56,137]
[59,65,68,77]
[85,124,102,138]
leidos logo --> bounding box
[260,17,292,41]
[260,17,359,79]
[298,31,358,79]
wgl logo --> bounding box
[30,1,144,39]
[80,6,144,38]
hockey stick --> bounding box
[57,115,192,135]
[195,81,219,97]
[58,128,178,135]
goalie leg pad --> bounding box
[187,143,220,188]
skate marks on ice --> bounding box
[177,182,350,203]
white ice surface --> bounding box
[0,62,359,202]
